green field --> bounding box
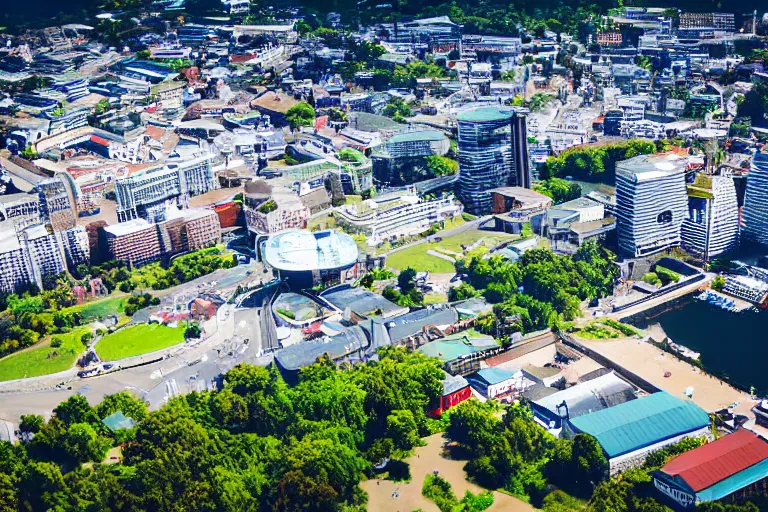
[386,244,456,273]
[386,229,521,273]
[95,323,186,361]
[0,326,91,382]
[61,295,127,321]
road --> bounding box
[0,260,276,424]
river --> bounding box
[622,294,768,397]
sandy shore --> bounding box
[361,433,535,512]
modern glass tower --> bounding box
[742,151,768,247]
[457,106,530,215]
[615,153,688,257]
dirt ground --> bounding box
[577,337,753,414]
[361,433,536,512]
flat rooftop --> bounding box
[617,152,688,180]
[457,106,517,123]
[263,229,358,272]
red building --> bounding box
[431,375,472,417]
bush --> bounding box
[641,272,661,287]
[711,275,725,291]
[258,199,278,214]
[600,318,638,337]
[655,265,681,285]
[50,337,63,348]
[184,323,202,340]
[80,332,94,346]
[275,308,295,320]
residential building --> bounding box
[466,367,525,399]
[652,429,768,508]
[681,175,739,260]
[59,226,90,269]
[742,151,768,247]
[457,106,530,215]
[615,153,688,257]
[114,154,218,222]
[244,181,310,235]
[103,219,165,267]
[0,229,34,293]
[102,208,221,267]
[566,392,711,476]
[23,224,66,287]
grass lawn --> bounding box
[424,293,447,305]
[386,244,455,273]
[96,323,185,361]
[386,228,521,273]
[0,326,91,382]
[61,295,127,321]
[345,195,363,205]
[307,213,337,231]
[437,229,519,253]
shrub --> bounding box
[655,265,681,285]
[275,308,295,320]
[641,272,661,287]
[50,337,63,348]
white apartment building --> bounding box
[616,153,689,257]
[23,224,66,287]
[244,189,310,235]
[114,154,218,222]
[0,229,35,293]
[680,175,739,259]
[334,195,463,246]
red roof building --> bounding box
[653,429,768,508]
[430,375,471,417]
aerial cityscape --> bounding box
[1,0,768,510]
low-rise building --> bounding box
[334,194,462,246]
[652,429,768,508]
[566,392,712,475]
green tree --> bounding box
[285,102,316,130]
[386,410,420,450]
[19,415,44,434]
[398,268,417,293]
[63,423,111,463]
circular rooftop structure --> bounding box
[263,229,359,272]
[457,106,517,123]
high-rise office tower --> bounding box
[615,153,688,257]
[457,106,530,215]
[681,175,739,260]
[742,151,768,247]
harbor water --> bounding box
[623,294,768,397]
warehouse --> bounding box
[566,392,711,475]
[652,429,768,508]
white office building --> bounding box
[681,175,739,259]
[616,153,688,257]
[742,151,768,247]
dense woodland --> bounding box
[2,349,768,511]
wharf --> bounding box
[700,288,755,313]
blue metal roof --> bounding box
[568,392,710,458]
[472,367,517,386]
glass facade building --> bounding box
[457,106,530,215]
[742,152,768,247]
